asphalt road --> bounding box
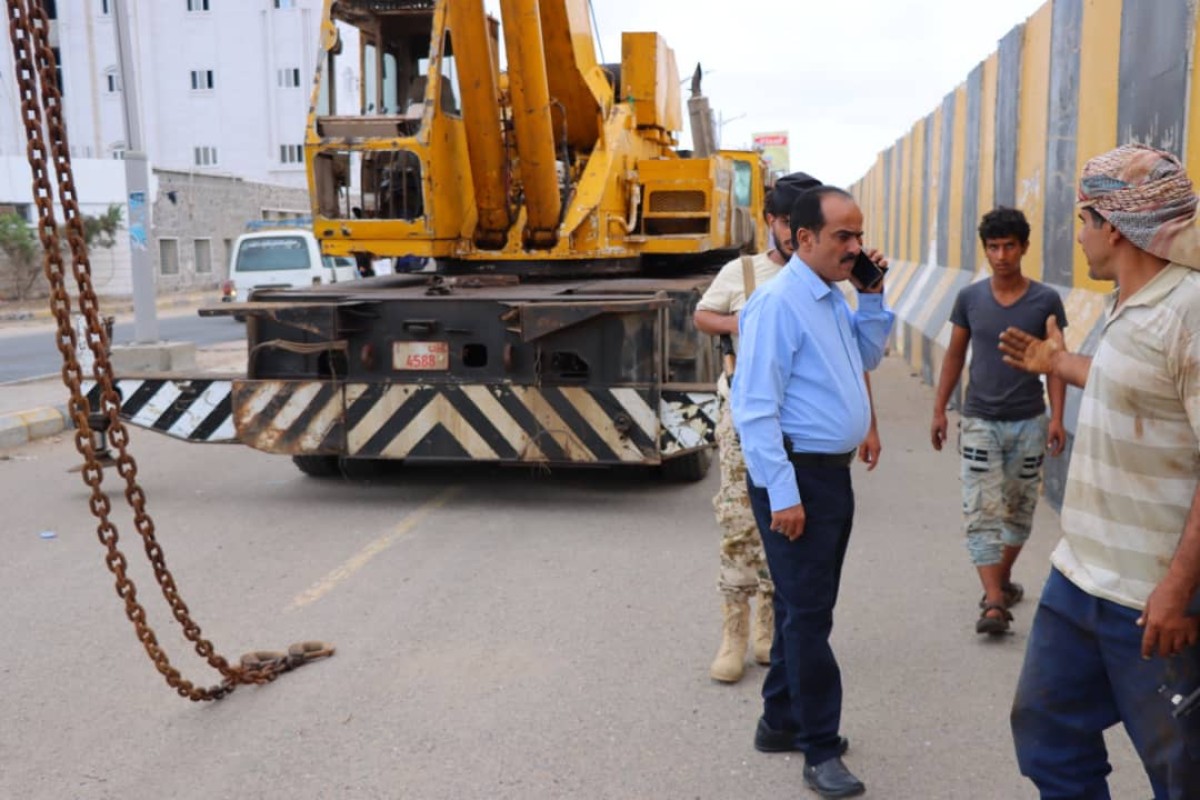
[0,312,243,383]
[0,356,1148,799]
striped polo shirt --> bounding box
[1051,264,1200,610]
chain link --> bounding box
[6,0,331,700]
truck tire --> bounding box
[292,455,341,478]
[659,448,712,482]
[338,457,387,480]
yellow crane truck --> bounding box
[89,0,767,481]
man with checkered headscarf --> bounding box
[999,143,1200,799]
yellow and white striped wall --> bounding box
[850,0,1200,505]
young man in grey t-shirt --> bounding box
[931,208,1068,635]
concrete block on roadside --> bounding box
[0,406,67,450]
[109,341,197,374]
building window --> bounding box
[261,208,307,221]
[274,0,296,8]
[279,144,303,164]
[190,69,215,91]
[159,239,180,276]
[278,68,301,88]
[45,0,57,19]
[0,203,32,223]
[50,47,64,95]
[194,239,212,273]
[187,0,210,10]
[100,0,110,15]
[194,146,218,166]
[105,68,120,93]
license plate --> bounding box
[393,341,450,371]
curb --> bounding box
[0,291,216,323]
[0,403,72,451]
[0,295,213,449]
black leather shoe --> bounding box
[803,756,865,798]
[754,717,849,756]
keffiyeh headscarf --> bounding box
[1077,143,1200,269]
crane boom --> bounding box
[445,0,511,249]
[306,0,765,272]
[498,0,563,249]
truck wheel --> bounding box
[292,455,341,478]
[338,457,387,480]
[659,448,712,482]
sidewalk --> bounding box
[0,287,218,324]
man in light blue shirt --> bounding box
[731,186,894,799]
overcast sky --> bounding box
[486,0,1048,187]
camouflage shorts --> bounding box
[960,415,1047,566]
[713,386,773,599]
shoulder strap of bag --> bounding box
[740,255,757,299]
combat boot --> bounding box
[710,596,751,683]
[752,595,774,665]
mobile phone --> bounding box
[851,251,885,290]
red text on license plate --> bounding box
[393,341,449,371]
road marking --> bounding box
[0,373,58,387]
[287,485,462,610]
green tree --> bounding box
[0,212,40,300]
[0,204,124,300]
[81,203,123,249]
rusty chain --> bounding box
[6,0,332,700]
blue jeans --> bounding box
[747,463,855,767]
[1011,568,1200,799]
[960,415,1047,566]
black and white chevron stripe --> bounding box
[88,379,720,463]
[235,381,667,464]
[659,389,720,455]
[82,379,236,443]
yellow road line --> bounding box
[287,485,462,610]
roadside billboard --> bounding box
[752,131,790,177]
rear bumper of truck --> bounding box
[83,378,717,466]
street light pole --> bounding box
[716,111,747,149]
[112,0,157,344]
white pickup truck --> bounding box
[220,229,360,315]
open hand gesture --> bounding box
[999,315,1065,375]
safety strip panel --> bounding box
[86,379,720,463]
[658,389,718,456]
[82,379,237,443]
[235,381,672,464]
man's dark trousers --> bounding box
[1011,567,1200,799]
[747,462,855,766]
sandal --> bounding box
[979,582,1025,610]
[976,603,1013,635]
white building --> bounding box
[46,0,335,182]
[0,0,362,297]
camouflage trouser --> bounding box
[713,381,773,599]
[960,415,1047,566]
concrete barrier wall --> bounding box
[850,0,1200,507]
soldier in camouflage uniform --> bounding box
[711,369,774,677]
